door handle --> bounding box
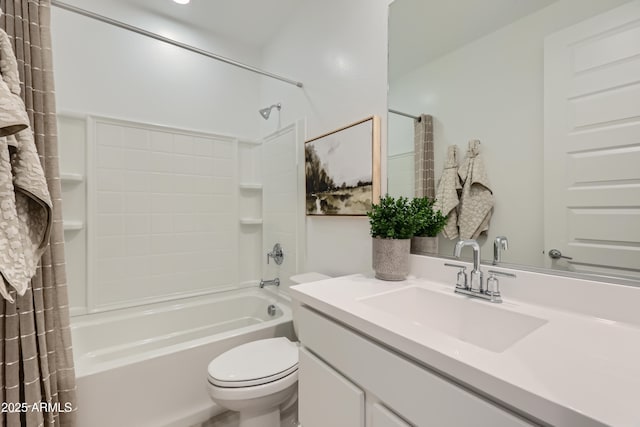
[548,249,573,260]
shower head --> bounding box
[259,103,281,120]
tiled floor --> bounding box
[189,403,298,427]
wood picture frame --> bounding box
[304,116,381,216]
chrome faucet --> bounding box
[453,239,483,292]
[493,236,508,265]
[444,239,511,303]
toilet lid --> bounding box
[207,337,298,388]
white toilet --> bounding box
[206,272,330,427]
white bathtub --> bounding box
[71,288,295,427]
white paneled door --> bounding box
[544,1,640,276]
[261,121,306,288]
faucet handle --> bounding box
[444,262,466,269]
[487,269,516,278]
[485,270,514,303]
[444,263,468,290]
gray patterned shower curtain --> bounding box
[414,114,435,198]
[0,1,77,425]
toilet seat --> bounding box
[208,337,298,388]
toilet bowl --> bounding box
[206,273,331,427]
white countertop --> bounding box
[290,273,640,427]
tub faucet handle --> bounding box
[267,243,284,265]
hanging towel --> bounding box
[0,26,52,302]
[457,139,493,239]
[0,27,30,137]
[435,145,461,239]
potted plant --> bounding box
[367,195,416,281]
[410,196,447,255]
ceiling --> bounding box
[110,0,302,48]
[389,0,558,80]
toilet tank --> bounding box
[289,273,331,337]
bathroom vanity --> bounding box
[290,256,640,427]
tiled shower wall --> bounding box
[91,117,238,310]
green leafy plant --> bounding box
[367,195,416,239]
[410,197,447,237]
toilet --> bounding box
[206,272,331,427]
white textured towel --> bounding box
[457,139,493,239]
[0,27,52,302]
[435,145,461,240]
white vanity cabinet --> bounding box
[299,347,365,427]
[296,305,537,427]
[371,403,411,427]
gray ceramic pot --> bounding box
[410,236,439,255]
[372,237,410,281]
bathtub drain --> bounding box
[267,304,277,316]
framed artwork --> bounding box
[305,116,381,216]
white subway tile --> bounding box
[149,255,176,275]
[124,171,151,193]
[213,140,234,159]
[125,149,151,171]
[151,152,174,173]
[96,258,126,280]
[213,158,233,177]
[96,236,125,259]
[96,123,123,147]
[151,214,173,233]
[125,236,151,256]
[124,256,150,279]
[97,146,124,169]
[173,155,194,175]
[173,134,194,154]
[150,131,174,153]
[96,214,123,237]
[193,137,214,157]
[125,193,152,213]
[173,215,197,233]
[97,192,124,214]
[151,234,176,255]
[97,170,124,191]
[124,214,151,235]
[151,193,174,214]
[123,126,149,150]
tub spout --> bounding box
[259,278,280,288]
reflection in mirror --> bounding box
[388,0,640,282]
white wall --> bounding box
[259,0,392,277]
[51,0,262,138]
[388,0,630,266]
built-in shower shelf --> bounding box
[63,220,84,231]
[239,183,263,191]
[61,173,84,183]
[239,218,263,225]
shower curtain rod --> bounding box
[388,109,420,121]
[50,0,304,88]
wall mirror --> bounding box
[388,0,640,284]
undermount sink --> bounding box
[359,286,547,352]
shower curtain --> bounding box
[0,1,77,426]
[414,114,435,198]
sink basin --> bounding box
[359,286,547,352]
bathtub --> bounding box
[71,288,295,427]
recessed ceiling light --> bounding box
[173,0,190,4]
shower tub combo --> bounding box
[71,288,294,427]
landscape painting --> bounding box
[305,116,380,215]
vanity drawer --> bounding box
[297,305,536,427]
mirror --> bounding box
[388,0,640,283]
